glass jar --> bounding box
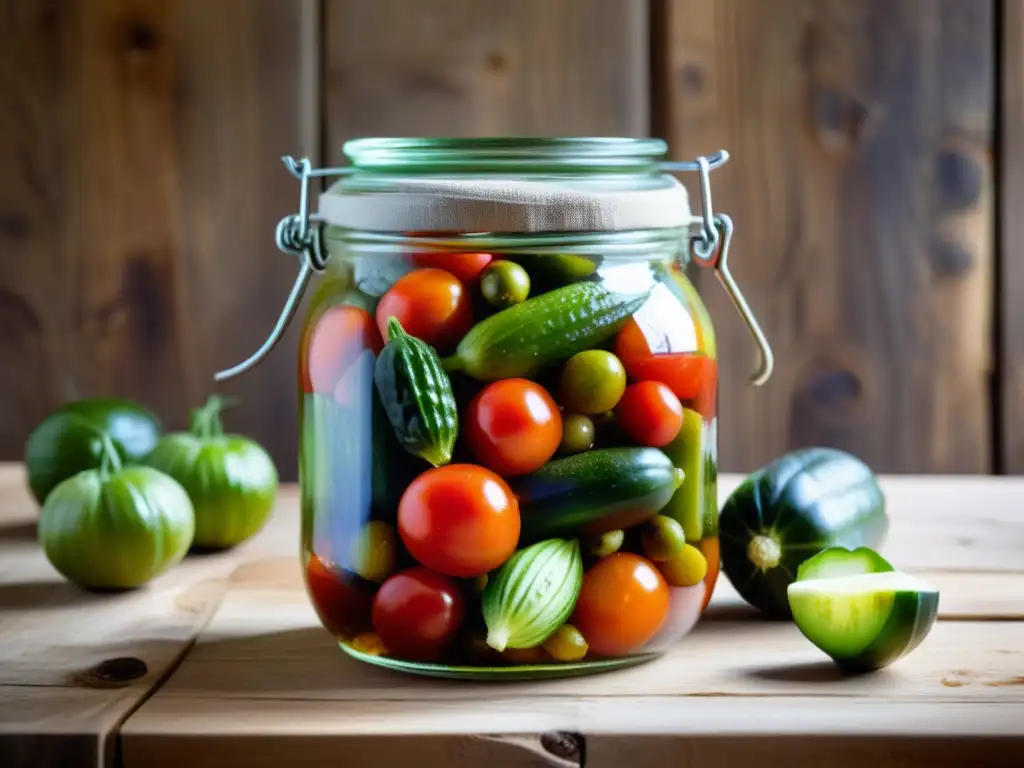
[216,138,772,680]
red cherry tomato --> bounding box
[398,464,520,578]
[571,553,670,657]
[614,381,684,447]
[305,553,374,637]
[630,354,717,404]
[301,305,383,395]
[466,379,563,476]
[375,268,472,351]
[410,252,493,284]
[372,567,465,661]
[615,318,717,407]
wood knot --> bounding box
[929,237,974,278]
[805,368,863,410]
[679,62,705,94]
[541,731,584,765]
[74,657,149,689]
[123,22,159,52]
[485,51,507,73]
[0,210,30,240]
[809,86,871,150]
[935,149,982,212]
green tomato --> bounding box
[144,395,278,550]
[558,350,627,415]
[25,398,163,505]
[39,445,195,590]
[480,260,531,308]
[560,414,596,454]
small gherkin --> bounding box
[373,317,459,467]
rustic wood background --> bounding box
[0,0,1013,481]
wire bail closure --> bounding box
[215,150,774,387]
[662,151,774,386]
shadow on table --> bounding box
[0,581,93,612]
[0,519,38,543]
[743,660,868,684]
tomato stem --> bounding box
[190,394,239,439]
[747,534,782,571]
[97,433,122,479]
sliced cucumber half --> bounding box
[787,570,940,672]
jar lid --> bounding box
[315,137,691,233]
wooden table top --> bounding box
[1,462,1022,768]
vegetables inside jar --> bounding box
[216,137,773,679]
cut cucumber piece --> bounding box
[787,570,940,672]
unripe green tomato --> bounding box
[480,260,531,308]
[558,351,627,415]
[39,466,195,590]
[144,396,278,550]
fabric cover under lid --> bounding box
[317,174,692,233]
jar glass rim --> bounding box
[341,137,670,173]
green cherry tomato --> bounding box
[558,350,627,415]
[144,395,278,550]
[480,260,531,308]
[560,414,596,454]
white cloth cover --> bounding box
[317,176,691,233]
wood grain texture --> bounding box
[1002,0,1024,473]
[0,0,313,481]
[658,0,995,474]
[0,465,301,768]
[323,0,649,149]
[115,469,1024,767]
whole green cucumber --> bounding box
[719,447,889,619]
[442,282,651,381]
[511,447,685,542]
[373,317,458,467]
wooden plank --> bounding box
[657,0,995,474]
[0,465,301,768]
[130,572,1024,703]
[1002,0,1024,473]
[0,0,313,481]
[323,0,649,148]
[120,699,1024,768]
[119,470,1024,766]
[4,465,1021,764]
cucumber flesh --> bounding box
[795,545,894,582]
[788,571,940,671]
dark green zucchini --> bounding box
[511,447,685,542]
[374,317,458,467]
[719,447,889,619]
